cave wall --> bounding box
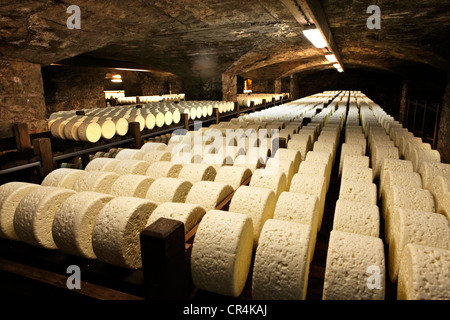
[0,60,47,133]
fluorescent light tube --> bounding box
[325,54,337,62]
[302,28,327,48]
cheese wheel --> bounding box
[339,143,364,176]
[142,150,172,164]
[0,182,41,240]
[265,157,295,188]
[404,141,431,162]
[73,171,120,194]
[229,185,276,247]
[289,173,327,230]
[77,121,102,143]
[273,148,301,173]
[372,145,400,179]
[287,135,312,161]
[140,142,167,152]
[342,155,370,170]
[345,136,367,155]
[273,191,319,262]
[323,230,385,300]
[177,163,217,183]
[298,161,329,190]
[305,151,332,176]
[13,186,76,249]
[333,199,380,237]
[143,112,156,130]
[381,171,423,219]
[385,185,435,244]
[399,135,420,157]
[109,174,154,198]
[63,118,84,141]
[249,168,287,199]
[339,180,377,205]
[341,166,373,183]
[214,166,252,190]
[146,202,206,234]
[411,149,441,172]
[84,158,120,172]
[41,168,84,190]
[429,175,450,219]
[127,115,145,131]
[252,219,310,300]
[145,177,192,204]
[92,197,157,269]
[418,162,450,190]
[398,244,450,300]
[190,210,253,297]
[97,119,116,139]
[378,158,414,199]
[112,159,150,175]
[312,141,335,164]
[110,117,129,136]
[145,161,183,179]
[185,181,234,212]
[52,191,114,259]
[389,208,450,282]
[115,149,145,160]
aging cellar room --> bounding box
[0,0,449,302]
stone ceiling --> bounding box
[0,0,449,80]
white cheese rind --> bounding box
[13,186,76,249]
[109,174,154,198]
[339,143,364,176]
[92,197,158,269]
[0,182,41,240]
[112,159,150,175]
[146,202,206,234]
[229,185,277,248]
[332,199,380,237]
[177,163,217,183]
[341,166,373,183]
[190,210,253,297]
[339,180,377,205]
[323,230,385,300]
[398,243,450,300]
[73,171,120,194]
[389,208,450,282]
[249,168,287,199]
[52,191,114,258]
[418,162,450,190]
[84,158,120,172]
[378,158,414,199]
[145,161,183,179]
[273,148,301,173]
[214,165,252,190]
[185,181,234,212]
[145,177,193,204]
[41,168,84,190]
[252,219,310,300]
[429,175,450,219]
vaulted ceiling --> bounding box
[1,0,449,80]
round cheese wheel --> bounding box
[273,191,319,262]
[341,166,373,183]
[146,202,206,234]
[144,113,156,130]
[52,191,114,258]
[252,219,311,300]
[418,162,450,190]
[140,142,167,152]
[342,155,370,170]
[384,185,435,244]
[77,122,102,143]
[372,145,400,180]
[389,208,450,282]
[72,171,120,194]
[323,230,385,300]
[339,180,377,205]
[109,174,154,198]
[0,182,41,240]
[339,143,364,176]
[145,161,183,179]
[185,181,234,212]
[41,168,84,190]
[333,199,380,237]
[404,141,431,162]
[411,149,441,173]
[111,117,129,136]
[97,119,116,139]
[429,175,450,219]
[177,163,217,183]
[265,157,295,188]
[214,166,252,190]
[190,210,253,297]
[14,186,76,249]
[312,141,335,164]
[249,168,287,199]
[398,243,450,300]
[63,118,84,141]
[273,148,301,173]
[155,112,165,127]
[145,177,193,204]
[142,150,172,164]
[84,158,120,172]
[229,185,277,248]
[92,197,158,269]
[378,158,414,199]
[112,159,150,175]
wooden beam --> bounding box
[32,138,54,178]
[12,123,31,152]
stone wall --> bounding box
[437,77,450,163]
[0,60,47,133]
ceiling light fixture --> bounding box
[333,63,341,69]
[302,27,327,48]
[110,74,122,83]
[325,54,337,63]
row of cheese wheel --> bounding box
[359,96,450,300]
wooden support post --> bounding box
[12,123,31,152]
[281,96,284,105]
[128,122,142,149]
[81,153,90,170]
[279,137,287,149]
[183,113,190,131]
[272,97,276,106]
[263,99,267,110]
[140,218,187,300]
[32,138,54,178]
[75,110,85,116]
[214,107,220,124]
[136,96,140,104]
[250,101,255,113]
[235,102,240,117]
